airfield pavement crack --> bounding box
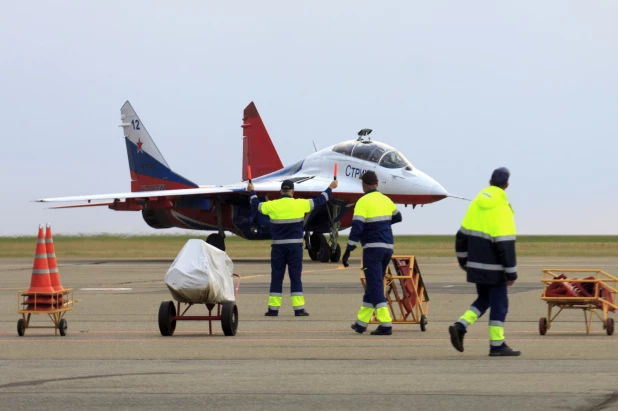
[0,372,177,390]
[585,391,618,411]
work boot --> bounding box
[294,309,310,317]
[489,343,521,357]
[370,325,393,336]
[351,323,366,334]
[264,309,279,317]
[448,323,466,352]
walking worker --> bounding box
[248,178,338,317]
[448,167,520,356]
[342,170,402,335]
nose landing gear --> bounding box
[304,202,344,263]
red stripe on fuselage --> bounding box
[256,191,444,205]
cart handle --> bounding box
[233,273,242,298]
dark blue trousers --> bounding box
[472,283,508,322]
[270,244,303,294]
[362,249,393,306]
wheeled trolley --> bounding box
[158,274,241,336]
[360,256,430,331]
[17,289,74,336]
[539,269,617,336]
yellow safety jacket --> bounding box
[455,185,517,284]
[346,190,402,251]
[251,189,332,244]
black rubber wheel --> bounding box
[420,314,428,332]
[206,233,226,252]
[221,301,239,336]
[158,301,177,336]
[606,318,614,336]
[330,243,342,263]
[17,318,25,337]
[58,318,68,336]
[539,317,548,336]
[308,248,319,261]
[310,233,332,263]
[319,242,332,263]
[309,233,324,259]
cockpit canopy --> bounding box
[332,140,413,170]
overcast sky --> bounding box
[2,1,617,236]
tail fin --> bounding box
[120,101,198,192]
[241,102,284,180]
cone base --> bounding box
[27,286,56,293]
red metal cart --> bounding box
[158,274,241,336]
[539,269,616,336]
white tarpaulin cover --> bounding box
[164,239,235,303]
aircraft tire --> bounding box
[330,244,341,263]
[308,249,319,261]
[319,243,331,263]
[206,233,226,252]
[309,233,325,261]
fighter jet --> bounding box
[36,101,452,263]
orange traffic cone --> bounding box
[45,224,64,292]
[28,225,55,293]
[24,225,55,311]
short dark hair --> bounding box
[361,171,378,185]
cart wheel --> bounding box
[17,318,25,337]
[420,315,428,332]
[221,301,238,336]
[58,319,68,336]
[158,301,177,336]
[539,317,548,336]
[606,318,614,336]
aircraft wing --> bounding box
[36,186,237,203]
[251,175,336,194]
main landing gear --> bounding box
[206,200,227,251]
[304,203,343,263]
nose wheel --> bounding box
[304,202,346,263]
[329,243,341,263]
[308,233,332,262]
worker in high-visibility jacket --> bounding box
[248,178,338,317]
[342,171,402,335]
[449,167,520,356]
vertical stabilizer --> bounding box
[120,101,198,192]
[241,102,284,180]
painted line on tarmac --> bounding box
[79,288,133,291]
[0,327,604,336]
[0,336,614,343]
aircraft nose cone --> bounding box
[431,184,448,201]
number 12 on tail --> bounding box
[131,120,141,130]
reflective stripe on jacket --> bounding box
[251,188,332,243]
[347,190,402,251]
[455,185,517,285]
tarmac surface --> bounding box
[1,256,617,410]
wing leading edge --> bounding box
[36,186,236,203]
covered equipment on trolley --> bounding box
[164,239,235,303]
[159,239,240,337]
